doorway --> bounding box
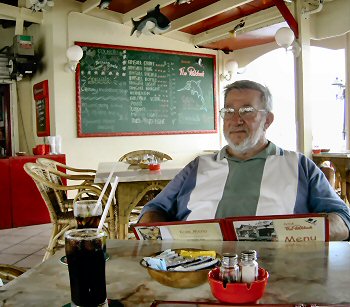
[0,84,12,157]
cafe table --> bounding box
[95,161,184,240]
[1,240,350,306]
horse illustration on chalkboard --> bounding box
[177,80,207,112]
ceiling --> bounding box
[0,0,301,53]
[76,0,298,53]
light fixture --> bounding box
[274,27,301,57]
[220,60,238,81]
[65,45,83,72]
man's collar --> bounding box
[219,141,277,161]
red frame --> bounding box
[75,41,217,137]
[33,80,50,137]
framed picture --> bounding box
[33,80,50,137]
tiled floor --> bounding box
[0,223,54,269]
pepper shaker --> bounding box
[219,253,239,286]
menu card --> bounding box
[133,213,329,242]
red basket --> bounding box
[208,267,269,303]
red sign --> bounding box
[33,80,50,137]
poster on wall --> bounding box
[33,80,50,137]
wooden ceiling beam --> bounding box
[192,6,282,46]
[167,0,252,33]
[122,0,174,25]
[0,3,43,24]
[81,0,100,14]
[272,0,298,38]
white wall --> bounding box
[3,0,350,167]
[27,0,221,169]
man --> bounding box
[138,80,350,241]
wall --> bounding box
[21,0,221,169]
[2,0,350,168]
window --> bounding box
[236,49,296,150]
[310,47,345,151]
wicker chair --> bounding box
[118,150,172,237]
[24,162,116,261]
[36,158,101,211]
[0,264,26,285]
[118,150,172,165]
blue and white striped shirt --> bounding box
[139,142,350,231]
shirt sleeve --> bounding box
[138,157,199,221]
[298,154,350,233]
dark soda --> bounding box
[76,215,101,229]
[65,229,107,307]
[74,200,102,229]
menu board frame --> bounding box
[33,80,50,137]
[75,42,217,137]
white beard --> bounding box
[224,119,266,154]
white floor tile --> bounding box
[2,243,44,255]
[24,235,51,245]
[15,254,44,268]
[0,253,28,265]
[0,223,56,269]
[0,235,28,245]
[0,242,15,250]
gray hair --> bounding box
[224,80,273,112]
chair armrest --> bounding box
[47,167,95,181]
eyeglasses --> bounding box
[219,106,266,120]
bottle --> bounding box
[239,250,258,283]
[219,253,239,286]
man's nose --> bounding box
[230,112,244,124]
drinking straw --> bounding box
[97,175,119,233]
[92,163,117,215]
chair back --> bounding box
[36,158,69,210]
[36,158,96,174]
[23,162,63,222]
[119,150,172,164]
[36,158,98,211]
[25,162,116,237]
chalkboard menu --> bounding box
[76,42,217,137]
[36,99,47,132]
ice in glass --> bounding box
[74,200,102,229]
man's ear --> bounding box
[264,112,274,130]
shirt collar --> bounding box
[218,141,277,162]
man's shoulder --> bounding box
[275,147,318,171]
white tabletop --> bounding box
[313,152,350,158]
[2,241,350,306]
[95,160,185,183]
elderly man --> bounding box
[138,80,350,241]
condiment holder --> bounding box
[140,248,220,288]
[208,267,269,303]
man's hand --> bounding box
[138,210,169,223]
[328,213,350,241]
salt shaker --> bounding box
[219,253,239,286]
[239,250,258,283]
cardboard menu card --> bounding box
[133,213,329,242]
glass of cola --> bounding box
[65,228,108,307]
